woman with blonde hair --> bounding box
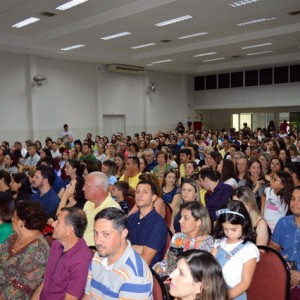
[232,186,269,245]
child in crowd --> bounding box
[261,170,294,232]
[111,181,130,214]
[212,201,259,300]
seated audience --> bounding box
[0,197,14,243]
[168,249,227,300]
[82,172,120,246]
[269,186,300,299]
[4,152,19,174]
[232,186,269,245]
[128,180,167,267]
[0,201,49,300]
[32,207,92,300]
[162,169,179,206]
[83,207,153,299]
[10,172,32,202]
[153,201,213,277]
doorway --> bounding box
[103,115,126,138]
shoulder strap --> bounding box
[228,241,248,257]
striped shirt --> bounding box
[85,241,153,299]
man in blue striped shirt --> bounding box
[83,207,153,300]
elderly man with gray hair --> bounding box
[82,172,120,246]
[143,148,157,171]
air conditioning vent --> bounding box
[105,64,145,74]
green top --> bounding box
[0,222,13,243]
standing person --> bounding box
[83,207,153,299]
[168,249,227,300]
[32,207,92,300]
[212,201,259,300]
[261,170,294,232]
[269,187,300,299]
[60,124,74,145]
[127,180,167,267]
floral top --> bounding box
[153,232,214,275]
[0,234,49,300]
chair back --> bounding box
[247,245,290,300]
[124,193,136,210]
[151,269,168,300]
[164,202,173,227]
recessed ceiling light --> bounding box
[246,50,272,56]
[12,17,40,28]
[61,44,86,51]
[101,32,131,40]
[178,32,208,39]
[241,42,272,49]
[130,43,156,49]
[237,16,277,26]
[56,0,88,11]
[155,15,193,27]
[151,59,173,64]
[203,57,225,62]
[193,52,217,57]
[229,0,260,8]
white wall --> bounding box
[0,51,190,145]
[194,83,300,129]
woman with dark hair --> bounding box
[162,169,179,206]
[40,147,52,159]
[35,140,42,155]
[139,156,150,173]
[4,152,19,174]
[212,201,259,300]
[0,170,13,201]
[0,198,14,243]
[266,157,284,180]
[101,160,117,192]
[279,149,291,166]
[168,249,227,300]
[10,173,32,202]
[204,150,222,172]
[114,152,126,179]
[0,200,49,300]
[217,159,238,189]
[154,202,213,278]
[55,159,86,217]
[261,170,294,232]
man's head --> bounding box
[125,157,140,177]
[63,124,69,131]
[198,167,218,190]
[27,143,37,157]
[53,207,88,241]
[45,137,52,148]
[93,207,128,262]
[83,172,108,204]
[143,148,155,164]
[32,165,55,190]
[51,142,58,152]
[250,147,260,160]
[179,148,192,164]
[135,180,158,210]
[82,142,92,156]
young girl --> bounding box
[260,170,294,232]
[212,201,259,300]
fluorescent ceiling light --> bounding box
[12,17,40,28]
[193,52,217,57]
[151,59,173,64]
[246,50,272,56]
[241,42,272,49]
[101,32,131,40]
[130,43,156,49]
[237,16,277,26]
[178,32,208,39]
[229,0,260,7]
[203,57,225,62]
[56,0,88,11]
[155,15,192,27]
[61,44,86,51]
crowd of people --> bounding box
[0,120,300,299]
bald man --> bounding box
[83,172,120,246]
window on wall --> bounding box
[232,113,252,131]
[252,113,274,129]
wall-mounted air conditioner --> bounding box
[105,64,145,74]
